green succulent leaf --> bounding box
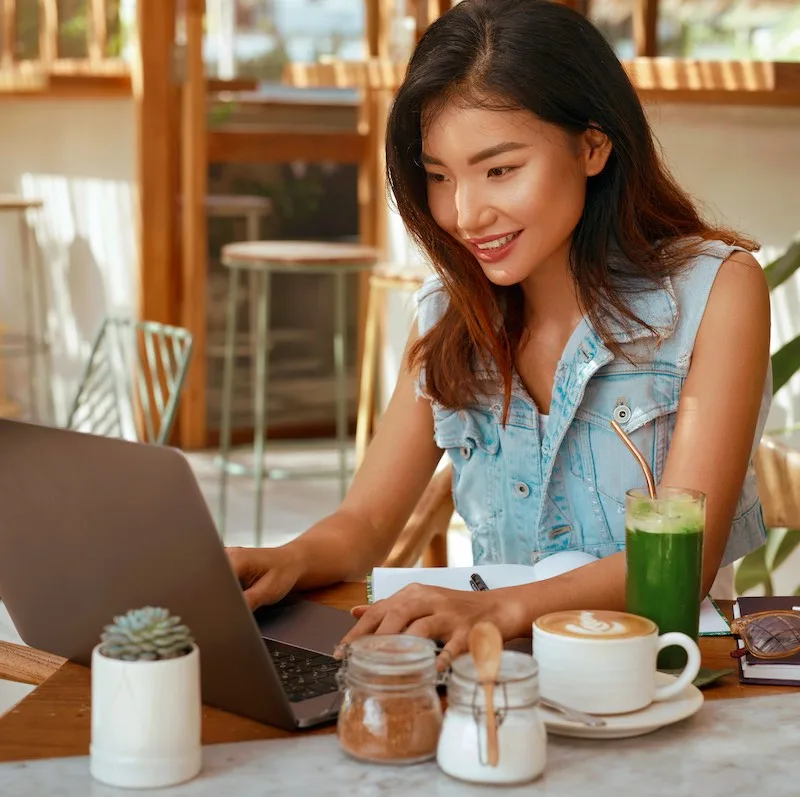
[99,607,194,662]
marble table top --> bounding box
[0,691,796,796]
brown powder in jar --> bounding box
[337,690,443,764]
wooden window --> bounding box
[0,0,129,95]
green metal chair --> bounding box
[66,317,193,445]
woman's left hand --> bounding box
[335,584,526,671]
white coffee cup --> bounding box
[532,609,701,715]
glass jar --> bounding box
[336,635,443,765]
[437,650,546,785]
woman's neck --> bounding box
[519,245,584,333]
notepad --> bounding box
[369,552,730,637]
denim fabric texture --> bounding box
[416,242,771,568]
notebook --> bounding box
[368,551,730,636]
[732,596,800,685]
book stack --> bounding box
[733,596,800,686]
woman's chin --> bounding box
[481,266,524,287]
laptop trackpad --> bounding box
[254,598,357,655]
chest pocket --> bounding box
[434,406,500,532]
[570,368,682,506]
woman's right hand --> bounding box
[225,545,306,610]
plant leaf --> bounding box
[764,238,800,292]
[735,544,770,595]
[765,529,800,573]
[771,334,800,396]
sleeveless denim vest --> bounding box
[416,241,771,568]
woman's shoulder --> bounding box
[416,273,449,336]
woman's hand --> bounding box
[335,584,526,671]
[226,545,306,610]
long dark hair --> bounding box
[386,0,755,417]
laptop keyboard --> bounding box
[265,639,343,703]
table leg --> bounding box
[333,270,348,500]
[218,266,241,540]
[253,269,271,547]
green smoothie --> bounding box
[625,491,704,670]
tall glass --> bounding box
[625,487,705,670]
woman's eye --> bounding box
[487,166,514,178]
[425,172,448,183]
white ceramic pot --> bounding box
[90,643,202,789]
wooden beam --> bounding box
[633,0,659,58]
[133,0,179,329]
[208,129,367,164]
[1,0,14,68]
[179,0,208,450]
[88,0,107,64]
[38,0,57,65]
[365,0,379,58]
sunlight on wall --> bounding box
[0,99,138,424]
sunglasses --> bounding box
[730,609,800,660]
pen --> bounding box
[469,573,490,592]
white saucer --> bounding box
[541,671,704,740]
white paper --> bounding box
[370,550,730,636]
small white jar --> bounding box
[437,650,546,786]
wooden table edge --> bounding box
[0,592,796,763]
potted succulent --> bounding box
[90,606,202,789]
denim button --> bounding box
[613,404,631,424]
[459,446,472,460]
[514,481,530,498]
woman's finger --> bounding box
[335,602,388,655]
[404,615,447,642]
[243,570,290,610]
[373,600,428,636]
[436,630,469,672]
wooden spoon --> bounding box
[469,621,503,767]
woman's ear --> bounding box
[581,125,613,177]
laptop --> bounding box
[0,419,357,730]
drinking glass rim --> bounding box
[625,486,706,504]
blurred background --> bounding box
[1,0,799,601]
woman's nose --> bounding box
[455,186,494,235]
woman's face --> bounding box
[422,102,608,286]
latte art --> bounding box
[564,611,628,636]
[535,609,655,640]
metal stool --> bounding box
[355,263,428,467]
[204,194,272,392]
[0,195,53,422]
[217,240,379,544]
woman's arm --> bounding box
[227,322,443,609]
[289,323,442,587]
[339,251,771,656]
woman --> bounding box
[228,0,771,665]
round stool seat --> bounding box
[370,262,429,291]
[222,240,379,272]
[0,196,43,212]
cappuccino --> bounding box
[535,610,655,640]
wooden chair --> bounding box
[383,462,454,568]
[755,435,800,529]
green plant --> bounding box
[99,607,195,661]
[735,236,800,596]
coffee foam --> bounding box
[535,610,655,639]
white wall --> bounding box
[646,104,800,445]
[0,99,138,424]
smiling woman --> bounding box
[227,0,771,667]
